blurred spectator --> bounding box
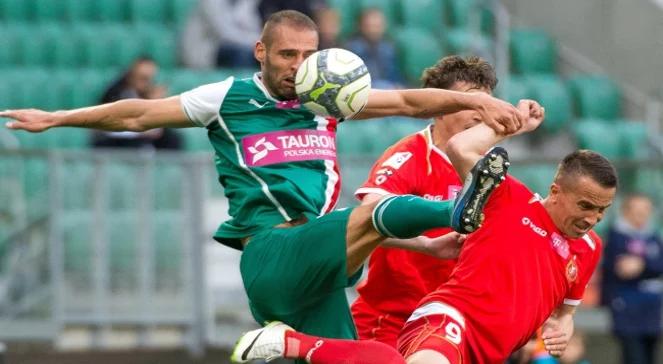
[345,8,404,89]
[602,193,663,364]
[93,57,181,149]
[258,0,326,23]
[179,0,261,69]
[316,7,341,50]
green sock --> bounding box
[372,195,454,238]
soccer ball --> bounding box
[295,48,371,119]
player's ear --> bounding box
[255,41,266,64]
[548,182,560,200]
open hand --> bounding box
[1,109,57,133]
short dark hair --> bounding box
[421,55,498,91]
[261,10,318,48]
[554,150,618,188]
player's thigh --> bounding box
[287,287,358,339]
[240,208,361,315]
[397,313,467,364]
[346,199,386,274]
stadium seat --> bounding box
[62,212,93,275]
[327,0,360,39]
[62,0,95,22]
[447,0,478,29]
[153,212,183,288]
[394,27,444,84]
[358,0,400,31]
[616,120,649,159]
[180,127,210,152]
[169,0,197,25]
[0,0,29,22]
[0,25,15,66]
[129,0,168,24]
[572,119,622,159]
[480,6,495,35]
[509,164,555,196]
[498,75,530,106]
[524,75,572,133]
[14,25,51,66]
[106,163,139,211]
[567,74,622,120]
[510,28,557,74]
[140,28,178,68]
[445,28,492,58]
[107,212,138,288]
[93,0,129,22]
[153,164,183,210]
[33,0,64,22]
[399,0,446,37]
[61,162,94,210]
[46,26,81,68]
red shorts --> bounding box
[397,302,468,364]
[352,298,408,348]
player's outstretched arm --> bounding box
[2,96,193,133]
[352,88,524,134]
[446,99,544,179]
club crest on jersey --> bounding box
[566,256,578,282]
[381,152,413,170]
[550,232,570,259]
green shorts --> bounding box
[239,208,362,340]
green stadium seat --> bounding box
[78,27,117,68]
[33,0,64,22]
[445,28,492,57]
[62,212,93,275]
[394,27,444,84]
[169,0,197,25]
[153,164,183,210]
[480,6,495,35]
[336,122,379,156]
[62,0,95,22]
[616,120,649,159]
[498,75,530,105]
[567,74,622,120]
[328,0,360,39]
[22,158,49,199]
[358,0,400,30]
[108,212,138,288]
[447,0,477,29]
[0,81,9,110]
[400,0,446,37]
[129,0,168,24]
[0,25,14,66]
[52,128,91,149]
[180,127,210,151]
[93,0,129,22]
[0,0,29,21]
[106,163,138,211]
[61,162,94,210]
[14,25,51,66]
[153,212,183,287]
[42,25,81,68]
[510,29,557,75]
[572,119,622,159]
[524,75,572,133]
[140,28,177,68]
[509,164,555,196]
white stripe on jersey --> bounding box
[316,115,341,215]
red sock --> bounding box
[284,331,406,364]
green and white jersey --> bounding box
[180,73,342,250]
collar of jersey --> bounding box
[253,72,278,102]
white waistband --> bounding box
[406,302,466,329]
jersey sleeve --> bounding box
[180,76,234,127]
[354,137,422,200]
[564,233,603,305]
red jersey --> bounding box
[352,126,462,346]
[421,176,602,363]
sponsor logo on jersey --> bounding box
[242,129,336,167]
[550,232,570,259]
[423,194,445,201]
[249,98,268,108]
[381,152,413,170]
[522,217,548,237]
[566,256,578,282]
